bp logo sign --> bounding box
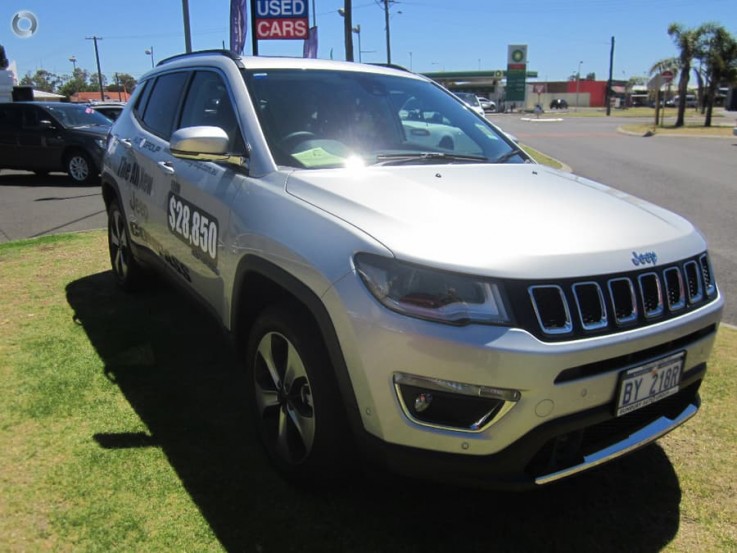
[507,44,528,66]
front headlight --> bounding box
[354,253,511,325]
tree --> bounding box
[696,23,737,127]
[668,23,700,127]
[649,57,679,76]
[58,68,93,98]
[89,72,108,92]
[108,73,137,94]
[19,69,62,93]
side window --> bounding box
[178,71,243,152]
[140,72,190,139]
[22,106,42,128]
[133,80,152,120]
[0,105,20,130]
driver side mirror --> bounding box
[170,126,246,167]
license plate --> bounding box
[616,352,684,417]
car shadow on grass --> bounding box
[67,271,683,553]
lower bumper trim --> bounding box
[534,402,698,485]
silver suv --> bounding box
[102,51,723,489]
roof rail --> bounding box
[368,62,411,73]
[157,49,243,67]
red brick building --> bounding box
[70,90,131,103]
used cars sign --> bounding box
[255,0,309,39]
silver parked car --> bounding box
[102,51,723,489]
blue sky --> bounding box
[2,0,736,83]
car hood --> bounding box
[67,124,110,138]
[285,164,705,278]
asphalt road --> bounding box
[1,115,735,325]
[0,172,106,242]
[492,112,737,326]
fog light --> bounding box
[414,392,433,413]
[394,373,520,432]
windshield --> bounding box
[243,69,523,169]
[46,105,111,128]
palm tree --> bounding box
[667,23,700,127]
[696,23,737,127]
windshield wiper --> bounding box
[374,152,488,166]
[492,147,527,164]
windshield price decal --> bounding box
[168,193,219,266]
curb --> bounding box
[617,126,737,139]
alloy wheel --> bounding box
[252,331,316,464]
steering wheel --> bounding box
[280,131,317,152]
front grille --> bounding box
[517,253,718,341]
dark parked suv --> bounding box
[549,98,569,110]
[0,102,111,184]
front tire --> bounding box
[66,150,97,185]
[246,304,349,482]
[107,199,143,291]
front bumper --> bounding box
[358,372,703,489]
[325,271,722,486]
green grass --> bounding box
[522,145,565,169]
[1,231,735,552]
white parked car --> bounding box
[477,96,496,112]
[454,92,486,117]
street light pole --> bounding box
[353,25,362,63]
[145,46,155,68]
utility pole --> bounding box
[181,0,192,53]
[86,36,105,102]
[343,1,354,61]
[384,0,391,64]
[606,36,615,116]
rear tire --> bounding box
[245,303,349,483]
[107,199,143,291]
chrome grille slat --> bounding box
[527,253,716,338]
[638,272,664,318]
[684,261,703,303]
[529,285,572,335]
[608,277,638,325]
[664,267,686,311]
[573,282,607,330]
[699,254,716,297]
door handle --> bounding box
[158,161,175,174]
